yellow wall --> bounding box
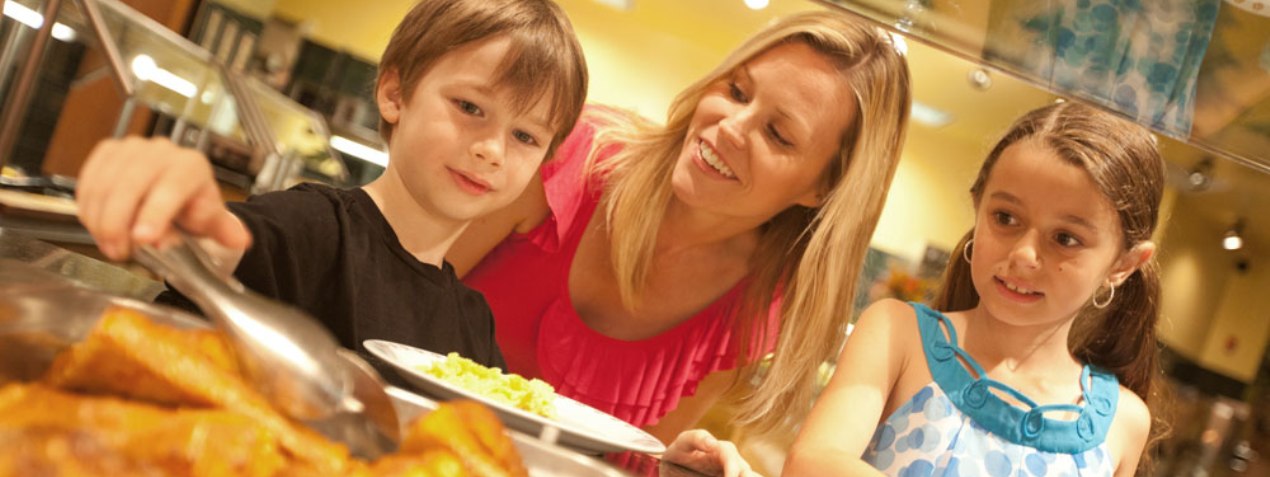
[1157,196,1234,359]
[870,129,981,260]
[269,0,822,118]
[548,0,727,120]
[1200,258,1270,382]
[271,0,413,61]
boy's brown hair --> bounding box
[376,0,588,157]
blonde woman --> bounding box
[450,10,911,443]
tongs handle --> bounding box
[134,235,355,420]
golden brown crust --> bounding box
[6,306,531,476]
[42,307,351,473]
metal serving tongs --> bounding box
[134,235,399,458]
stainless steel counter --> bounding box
[0,228,162,300]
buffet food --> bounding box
[0,306,528,477]
[420,353,558,419]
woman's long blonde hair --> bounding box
[587,11,911,436]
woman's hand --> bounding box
[661,429,762,477]
[76,136,250,261]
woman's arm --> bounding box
[448,174,550,277]
[662,429,762,477]
[782,299,911,476]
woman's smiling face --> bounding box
[670,41,858,221]
[969,140,1131,326]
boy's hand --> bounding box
[662,429,763,477]
[76,136,250,261]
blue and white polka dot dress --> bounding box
[862,303,1118,477]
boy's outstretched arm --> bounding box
[76,136,250,272]
[783,299,911,476]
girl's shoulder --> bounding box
[854,298,920,337]
[1113,385,1149,432]
[870,300,970,345]
[855,298,971,343]
[852,299,928,360]
[1109,385,1151,465]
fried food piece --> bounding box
[41,307,351,473]
[44,306,239,405]
[21,309,534,476]
[0,383,286,477]
[402,401,528,477]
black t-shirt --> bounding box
[156,183,505,381]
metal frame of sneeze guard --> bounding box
[218,62,293,193]
[0,0,336,193]
[81,0,286,194]
[0,0,66,164]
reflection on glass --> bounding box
[22,0,346,186]
[47,0,248,144]
[819,0,1270,172]
[983,0,1219,137]
[241,76,347,182]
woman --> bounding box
[450,10,911,442]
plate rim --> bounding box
[363,339,665,455]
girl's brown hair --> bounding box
[931,101,1169,472]
[588,10,911,437]
[376,0,588,158]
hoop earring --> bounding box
[1092,283,1116,309]
[962,239,974,264]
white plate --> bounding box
[365,340,666,455]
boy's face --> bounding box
[377,36,556,224]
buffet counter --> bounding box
[0,229,706,476]
[0,227,161,300]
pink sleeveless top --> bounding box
[463,112,776,427]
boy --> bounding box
[75,0,588,372]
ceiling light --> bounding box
[894,0,927,33]
[590,0,634,10]
[911,101,953,128]
[1187,157,1214,192]
[129,54,197,97]
[968,68,992,91]
[888,32,908,56]
[3,1,76,42]
[330,135,388,167]
[1223,220,1244,251]
[744,0,769,10]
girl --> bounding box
[784,101,1168,476]
[449,10,911,442]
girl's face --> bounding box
[670,41,857,221]
[377,35,555,225]
[970,140,1147,326]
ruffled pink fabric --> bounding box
[464,107,776,427]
